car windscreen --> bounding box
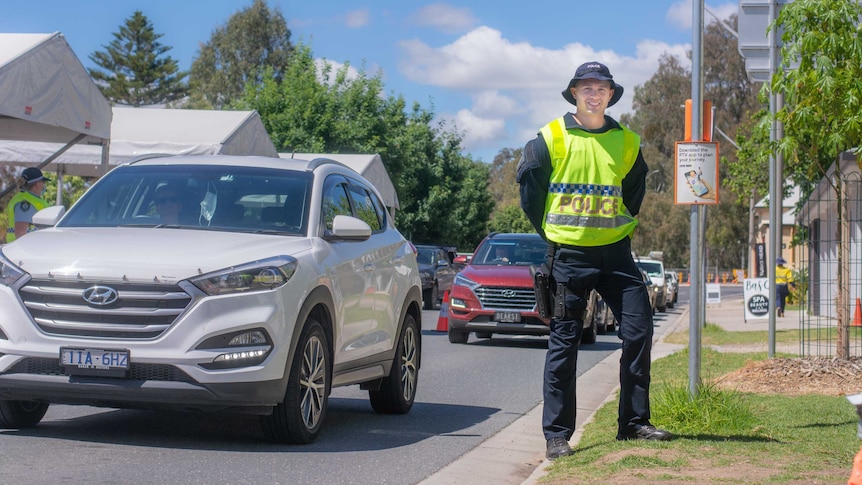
[636,261,664,276]
[416,249,435,265]
[474,237,546,265]
[59,164,312,235]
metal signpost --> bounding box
[737,0,790,357]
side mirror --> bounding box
[32,205,66,228]
[325,215,372,241]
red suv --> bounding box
[447,232,597,344]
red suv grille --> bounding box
[474,287,535,310]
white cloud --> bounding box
[450,109,506,147]
[410,4,477,34]
[344,8,370,28]
[707,3,739,23]
[667,1,738,30]
[472,91,517,118]
[398,26,691,156]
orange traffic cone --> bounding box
[853,298,862,327]
[435,291,450,332]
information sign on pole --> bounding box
[674,141,720,205]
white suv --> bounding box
[0,154,423,444]
[635,256,667,313]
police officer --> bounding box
[6,167,50,243]
[517,61,671,461]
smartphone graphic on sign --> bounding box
[685,170,709,197]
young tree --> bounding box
[88,11,187,106]
[764,0,862,357]
[188,0,293,109]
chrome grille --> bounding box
[19,279,191,339]
[474,287,535,310]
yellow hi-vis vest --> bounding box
[540,116,640,247]
[6,191,49,243]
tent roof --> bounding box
[0,107,279,177]
[0,32,111,143]
[279,152,399,209]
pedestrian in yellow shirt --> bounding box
[775,257,795,317]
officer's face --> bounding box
[31,180,45,195]
[572,80,613,114]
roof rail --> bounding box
[126,153,174,165]
[306,157,351,172]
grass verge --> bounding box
[540,348,859,484]
[663,322,801,346]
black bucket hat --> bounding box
[562,61,624,108]
[21,167,50,185]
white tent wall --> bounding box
[0,107,279,178]
[279,152,399,211]
[0,32,111,143]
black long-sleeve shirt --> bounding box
[516,113,649,241]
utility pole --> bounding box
[688,0,705,397]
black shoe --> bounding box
[546,437,573,460]
[616,424,672,441]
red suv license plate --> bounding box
[495,311,522,323]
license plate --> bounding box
[495,311,522,323]
[61,348,129,376]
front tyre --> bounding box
[261,318,330,444]
[0,400,49,428]
[448,327,469,344]
[370,313,419,414]
[581,314,597,345]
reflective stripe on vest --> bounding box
[541,116,640,247]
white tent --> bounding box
[0,32,112,195]
[279,152,399,210]
[0,106,279,178]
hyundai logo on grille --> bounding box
[501,289,517,298]
[82,286,119,306]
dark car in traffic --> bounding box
[414,244,458,309]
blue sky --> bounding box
[1,0,738,162]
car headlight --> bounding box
[191,256,297,296]
[453,273,480,290]
[0,252,26,287]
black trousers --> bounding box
[776,284,789,312]
[542,236,654,440]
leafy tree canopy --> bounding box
[237,43,493,251]
[770,0,862,186]
[188,0,293,109]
